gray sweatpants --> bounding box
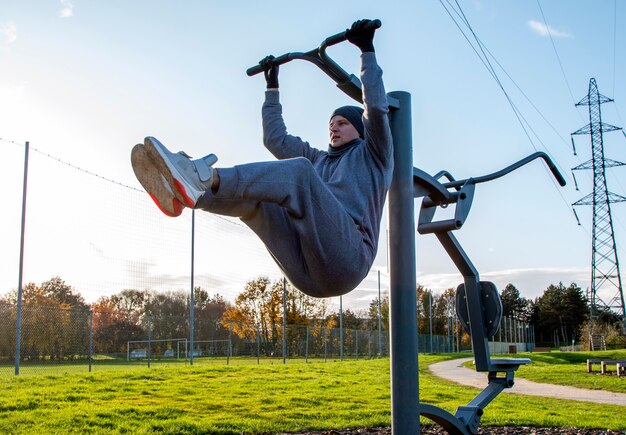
[197,156,371,298]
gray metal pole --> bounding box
[147,314,151,368]
[429,292,433,353]
[504,316,508,344]
[283,277,287,364]
[89,310,93,373]
[378,270,382,357]
[305,326,309,363]
[387,91,419,433]
[446,313,450,352]
[339,295,344,360]
[454,314,458,352]
[228,321,232,365]
[257,324,261,365]
[324,326,327,362]
[190,209,195,366]
[15,141,29,376]
[498,315,502,354]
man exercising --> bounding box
[131,19,393,298]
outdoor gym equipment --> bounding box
[414,153,565,434]
[248,20,566,435]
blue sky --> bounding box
[1,1,624,310]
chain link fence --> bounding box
[2,302,536,376]
[1,301,535,377]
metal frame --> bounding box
[413,155,564,433]
[247,21,566,434]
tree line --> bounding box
[1,275,623,361]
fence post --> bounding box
[378,270,382,357]
[498,316,502,354]
[190,209,195,366]
[15,141,30,376]
[305,326,309,363]
[504,316,508,344]
[257,323,260,365]
[429,292,433,354]
[89,310,93,373]
[228,321,232,365]
[147,314,151,368]
[455,315,459,352]
[339,296,344,361]
[283,278,287,365]
[324,326,328,362]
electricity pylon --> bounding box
[571,78,626,329]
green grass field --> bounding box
[515,350,626,393]
[1,353,624,434]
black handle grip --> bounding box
[325,19,382,47]
[246,53,293,77]
[246,19,381,76]
[544,156,567,187]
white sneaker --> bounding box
[131,136,218,216]
[131,143,184,217]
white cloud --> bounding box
[528,19,573,38]
[1,22,17,45]
[416,266,588,299]
[59,0,74,18]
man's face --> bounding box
[329,115,360,148]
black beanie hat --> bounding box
[330,106,364,138]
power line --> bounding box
[442,0,591,191]
[438,0,577,222]
[536,0,582,121]
[441,0,537,151]
[0,137,25,147]
[610,0,625,128]
[0,135,247,230]
[613,0,618,98]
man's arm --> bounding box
[259,56,324,162]
[262,90,324,161]
[346,19,393,166]
[360,52,393,166]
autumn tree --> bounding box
[92,299,145,354]
[194,290,231,341]
[222,277,279,353]
[1,277,89,360]
[144,291,188,340]
[223,277,335,356]
[109,289,146,325]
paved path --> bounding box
[429,357,626,406]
